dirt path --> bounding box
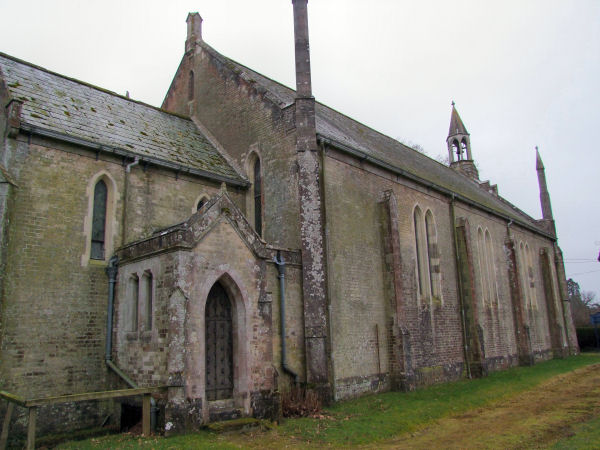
[378,363,600,449]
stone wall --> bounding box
[322,145,569,399]
[455,203,520,371]
[114,203,303,431]
[162,43,301,250]
[323,151,465,399]
[0,133,244,434]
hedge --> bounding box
[576,327,600,350]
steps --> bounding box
[205,417,269,434]
[207,399,242,422]
[205,399,273,434]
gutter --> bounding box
[273,251,299,384]
[105,255,158,431]
[18,123,250,188]
[318,135,555,240]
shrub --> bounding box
[281,386,321,418]
[576,327,600,350]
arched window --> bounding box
[525,244,537,308]
[451,141,459,161]
[197,198,206,211]
[91,180,107,260]
[414,207,426,298]
[454,139,462,160]
[188,70,195,101]
[253,157,262,236]
[460,139,468,159]
[484,230,497,304]
[142,271,153,331]
[425,210,441,300]
[414,207,441,304]
[246,152,264,237]
[128,274,139,332]
[477,228,489,305]
[519,242,529,308]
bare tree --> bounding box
[569,279,600,326]
[581,291,598,308]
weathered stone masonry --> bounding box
[0,1,578,437]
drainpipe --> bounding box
[450,194,472,379]
[105,256,119,362]
[122,157,140,246]
[126,156,140,173]
[273,251,299,384]
[105,255,158,431]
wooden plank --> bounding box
[0,402,14,450]
[0,392,26,407]
[25,386,167,407]
[26,407,36,450]
[142,394,151,436]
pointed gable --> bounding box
[118,187,301,265]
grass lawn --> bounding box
[552,414,600,449]
[55,353,600,449]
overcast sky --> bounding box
[1,0,599,298]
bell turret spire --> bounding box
[536,146,554,223]
[446,102,479,180]
[448,101,469,139]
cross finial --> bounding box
[451,100,455,107]
[535,145,539,151]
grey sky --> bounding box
[1,0,599,297]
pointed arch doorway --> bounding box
[205,282,234,401]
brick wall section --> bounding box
[0,134,243,434]
[510,227,556,362]
[455,217,485,377]
[324,153,466,399]
[114,203,302,430]
[1,142,116,397]
[455,205,520,370]
[554,245,579,352]
[162,43,301,251]
[323,147,568,398]
[162,41,315,389]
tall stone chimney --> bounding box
[186,13,203,53]
[292,0,317,153]
[291,0,330,398]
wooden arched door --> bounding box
[205,282,233,401]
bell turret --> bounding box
[447,102,479,180]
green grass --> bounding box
[55,353,600,449]
[552,414,600,449]
[275,353,600,446]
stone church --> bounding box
[0,0,578,435]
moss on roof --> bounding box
[0,52,243,182]
[198,42,542,229]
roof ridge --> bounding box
[167,43,545,234]
[198,41,292,108]
[198,42,422,157]
[0,51,192,122]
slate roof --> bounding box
[198,42,545,232]
[0,52,244,184]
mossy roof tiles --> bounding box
[0,53,243,183]
[199,42,542,230]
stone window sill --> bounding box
[125,332,138,341]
